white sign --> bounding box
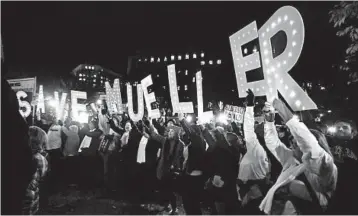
[229,6,317,111]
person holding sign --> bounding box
[260,99,337,214]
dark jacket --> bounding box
[179,119,207,174]
[150,126,184,180]
[2,79,36,215]
[80,129,103,156]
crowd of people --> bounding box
[3,84,358,215]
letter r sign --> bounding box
[229,6,317,111]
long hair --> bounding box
[309,129,333,157]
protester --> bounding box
[61,125,80,186]
[149,119,184,215]
[237,90,271,214]
[78,120,103,190]
[177,113,207,215]
[23,126,49,215]
[327,120,358,214]
[1,77,35,214]
[260,99,337,215]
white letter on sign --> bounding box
[141,75,160,119]
[229,21,266,98]
[258,6,317,111]
[71,90,87,121]
[105,79,123,114]
[167,64,194,114]
[127,83,144,122]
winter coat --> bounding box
[62,126,80,156]
[22,153,49,215]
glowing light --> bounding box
[217,113,228,125]
[127,83,144,122]
[16,91,32,118]
[201,61,205,65]
[328,110,332,113]
[185,70,188,75]
[285,85,289,90]
[264,49,269,55]
[49,100,57,107]
[290,91,296,98]
[201,52,204,58]
[295,100,301,107]
[178,55,182,60]
[292,41,296,47]
[290,20,294,25]
[244,48,248,54]
[288,52,292,57]
[271,22,276,28]
[77,112,89,124]
[263,40,267,46]
[278,17,282,23]
[167,64,194,114]
[164,57,167,61]
[54,92,68,120]
[37,85,45,114]
[209,60,213,65]
[171,55,175,61]
[186,115,192,123]
[284,15,288,21]
[105,79,123,114]
[328,126,336,133]
[157,57,160,62]
[151,57,154,62]
[193,53,197,59]
[265,58,270,65]
[268,79,272,84]
[266,27,269,32]
[141,75,160,118]
[71,91,87,122]
[217,60,222,64]
[293,29,297,35]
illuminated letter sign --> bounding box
[141,75,160,118]
[229,6,317,111]
[105,79,123,114]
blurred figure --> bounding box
[327,120,358,214]
[62,125,80,186]
[23,126,49,215]
[1,61,35,214]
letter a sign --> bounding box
[229,6,317,111]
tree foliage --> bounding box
[329,1,358,83]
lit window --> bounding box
[157,74,160,77]
[151,57,154,62]
[217,60,222,64]
[193,53,197,59]
[94,75,96,77]
[209,60,213,65]
[178,55,182,60]
[83,78,86,81]
[164,57,167,61]
[185,85,188,91]
[178,86,180,91]
[185,54,189,59]
[163,86,166,89]
[79,78,82,81]
[171,55,175,61]
[185,70,188,75]
[157,58,160,62]
[93,79,96,83]
[192,77,195,83]
[201,52,204,58]
[201,61,205,65]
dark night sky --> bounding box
[1,1,345,84]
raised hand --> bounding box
[272,99,294,124]
[263,102,275,122]
[178,113,185,121]
[245,89,255,107]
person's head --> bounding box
[69,125,79,134]
[125,121,132,132]
[166,119,175,127]
[28,126,48,154]
[89,120,98,130]
[167,128,176,140]
[335,120,357,140]
[179,128,190,145]
[58,120,63,126]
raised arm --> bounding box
[244,106,260,152]
[84,129,103,138]
[61,126,70,136]
[149,124,166,145]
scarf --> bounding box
[137,136,148,163]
